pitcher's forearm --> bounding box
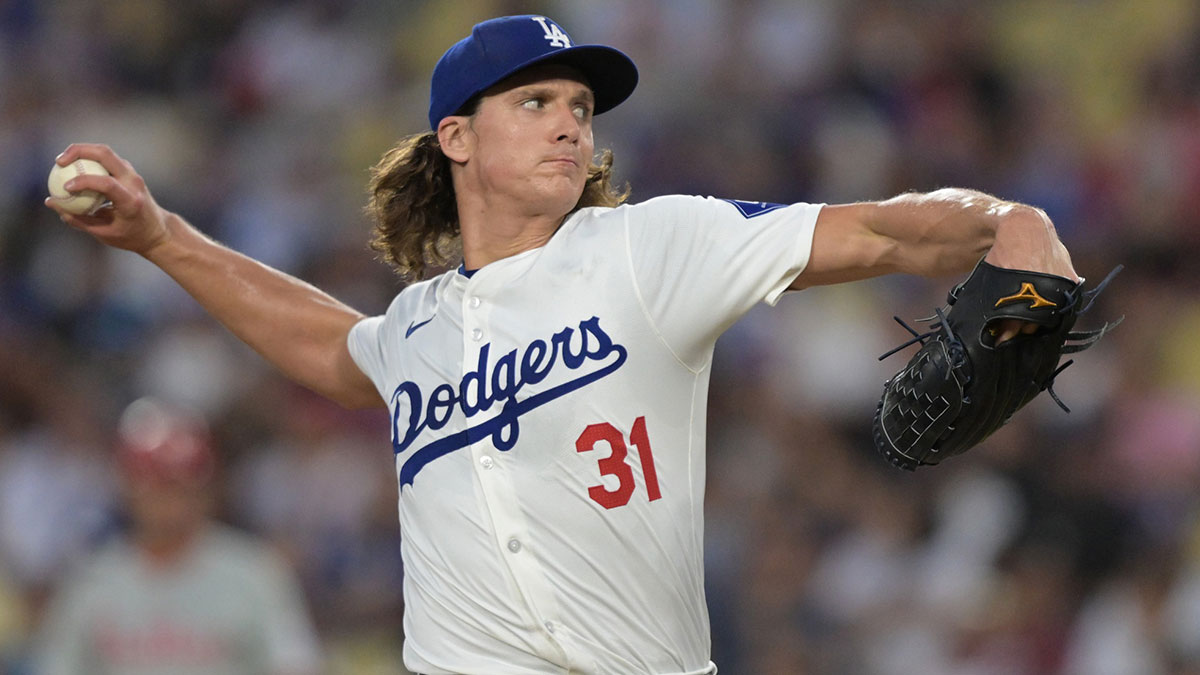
[872,189,1075,280]
[144,213,378,406]
[869,189,1001,278]
[45,143,382,407]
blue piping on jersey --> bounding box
[391,316,627,487]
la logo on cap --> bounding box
[532,16,571,48]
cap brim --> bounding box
[476,44,638,117]
[532,45,638,115]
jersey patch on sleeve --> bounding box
[721,199,787,218]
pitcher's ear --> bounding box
[437,116,472,163]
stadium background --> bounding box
[1,0,1199,672]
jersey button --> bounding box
[544,621,556,634]
[507,539,521,553]
[471,328,483,341]
[479,456,494,470]
[469,296,481,309]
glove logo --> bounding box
[995,282,1057,309]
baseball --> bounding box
[47,158,110,215]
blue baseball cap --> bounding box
[428,15,638,130]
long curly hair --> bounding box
[365,132,629,281]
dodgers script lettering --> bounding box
[392,316,627,487]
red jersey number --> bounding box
[575,416,662,509]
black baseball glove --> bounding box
[873,260,1122,471]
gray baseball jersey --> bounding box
[34,525,322,675]
[348,194,822,674]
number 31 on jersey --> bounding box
[575,416,662,510]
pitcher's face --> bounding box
[453,64,595,217]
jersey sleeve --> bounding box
[349,284,423,402]
[347,314,389,400]
[622,195,822,367]
[347,282,436,400]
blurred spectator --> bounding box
[32,398,322,675]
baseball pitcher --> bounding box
[45,15,1101,675]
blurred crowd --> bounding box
[2,0,1199,673]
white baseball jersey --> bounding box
[348,194,822,674]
